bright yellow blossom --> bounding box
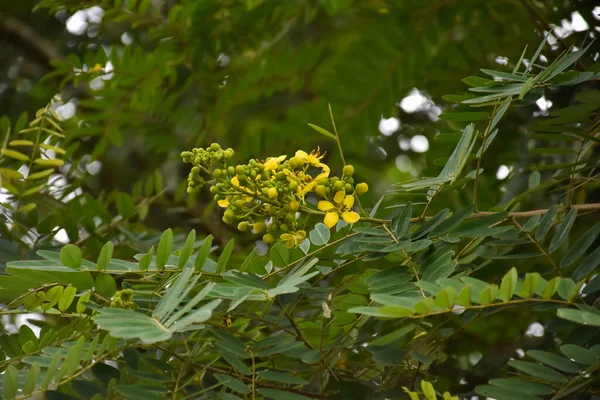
[280,230,306,248]
[264,155,287,171]
[218,197,230,207]
[318,191,360,228]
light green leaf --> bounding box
[115,192,135,218]
[500,267,518,302]
[310,223,330,245]
[557,308,600,327]
[3,365,18,400]
[216,239,234,273]
[156,229,174,270]
[270,243,289,268]
[97,241,114,272]
[60,244,82,269]
[22,362,41,396]
[58,285,77,312]
[195,235,213,271]
[178,229,196,269]
[307,123,336,140]
[95,273,117,298]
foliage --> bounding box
[2,1,600,399]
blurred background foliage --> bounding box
[1,0,600,398]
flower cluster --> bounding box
[181,144,368,247]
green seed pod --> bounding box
[343,165,355,176]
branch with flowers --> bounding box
[181,144,369,249]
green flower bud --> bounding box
[343,165,355,176]
[210,143,221,151]
[334,181,344,191]
[316,185,326,197]
[285,213,296,224]
[238,221,250,231]
[288,200,299,212]
[187,187,195,194]
[250,170,257,179]
[262,233,274,244]
[210,186,219,194]
[289,181,299,191]
[236,165,245,175]
[280,224,289,232]
[253,221,267,233]
[356,182,369,195]
[317,178,329,185]
[227,166,235,176]
[344,183,353,193]
[289,157,301,169]
[267,187,278,199]
[213,168,222,178]
[224,149,234,159]
[276,171,286,180]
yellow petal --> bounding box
[343,194,354,209]
[297,230,306,240]
[218,198,230,207]
[333,191,345,204]
[302,181,316,195]
[318,200,335,212]
[280,233,292,240]
[231,176,240,187]
[324,212,339,228]
[342,211,360,224]
[295,150,309,160]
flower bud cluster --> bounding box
[182,145,368,247]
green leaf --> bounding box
[438,112,489,121]
[115,192,135,218]
[475,384,542,400]
[429,205,474,238]
[195,235,213,271]
[156,229,173,270]
[270,243,289,268]
[96,241,114,272]
[258,370,309,385]
[488,378,553,396]
[560,222,600,267]
[527,350,580,373]
[138,246,154,271]
[411,209,450,239]
[42,286,64,310]
[421,381,436,400]
[95,273,117,298]
[58,285,77,312]
[560,344,598,365]
[307,123,336,140]
[508,360,566,383]
[572,246,600,281]
[557,308,600,327]
[310,223,330,245]
[61,336,86,377]
[548,208,577,253]
[3,365,18,400]
[23,362,41,396]
[214,373,250,394]
[528,171,541,188]
[60,244,82,269]
[535,205,558,240]
[500,267,518,302]
[216,239,234,273]
[77,292,91,313]
[392,202,412,238]
[94,308,172,342]
[480,68,529,82]
[257,388,313,400]
[178,229,196,269]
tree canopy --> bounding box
[1,1,600,399]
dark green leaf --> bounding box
[548,208,577,253]
[560,222,600,267]
[535,205,558,241]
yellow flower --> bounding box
[264,155,287,171]
[231,176,240,187]
[217,197,230,208]
[318,191,360,228]
[280,230,306,248]
[295,148,325,166]
[89,63,103,73]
